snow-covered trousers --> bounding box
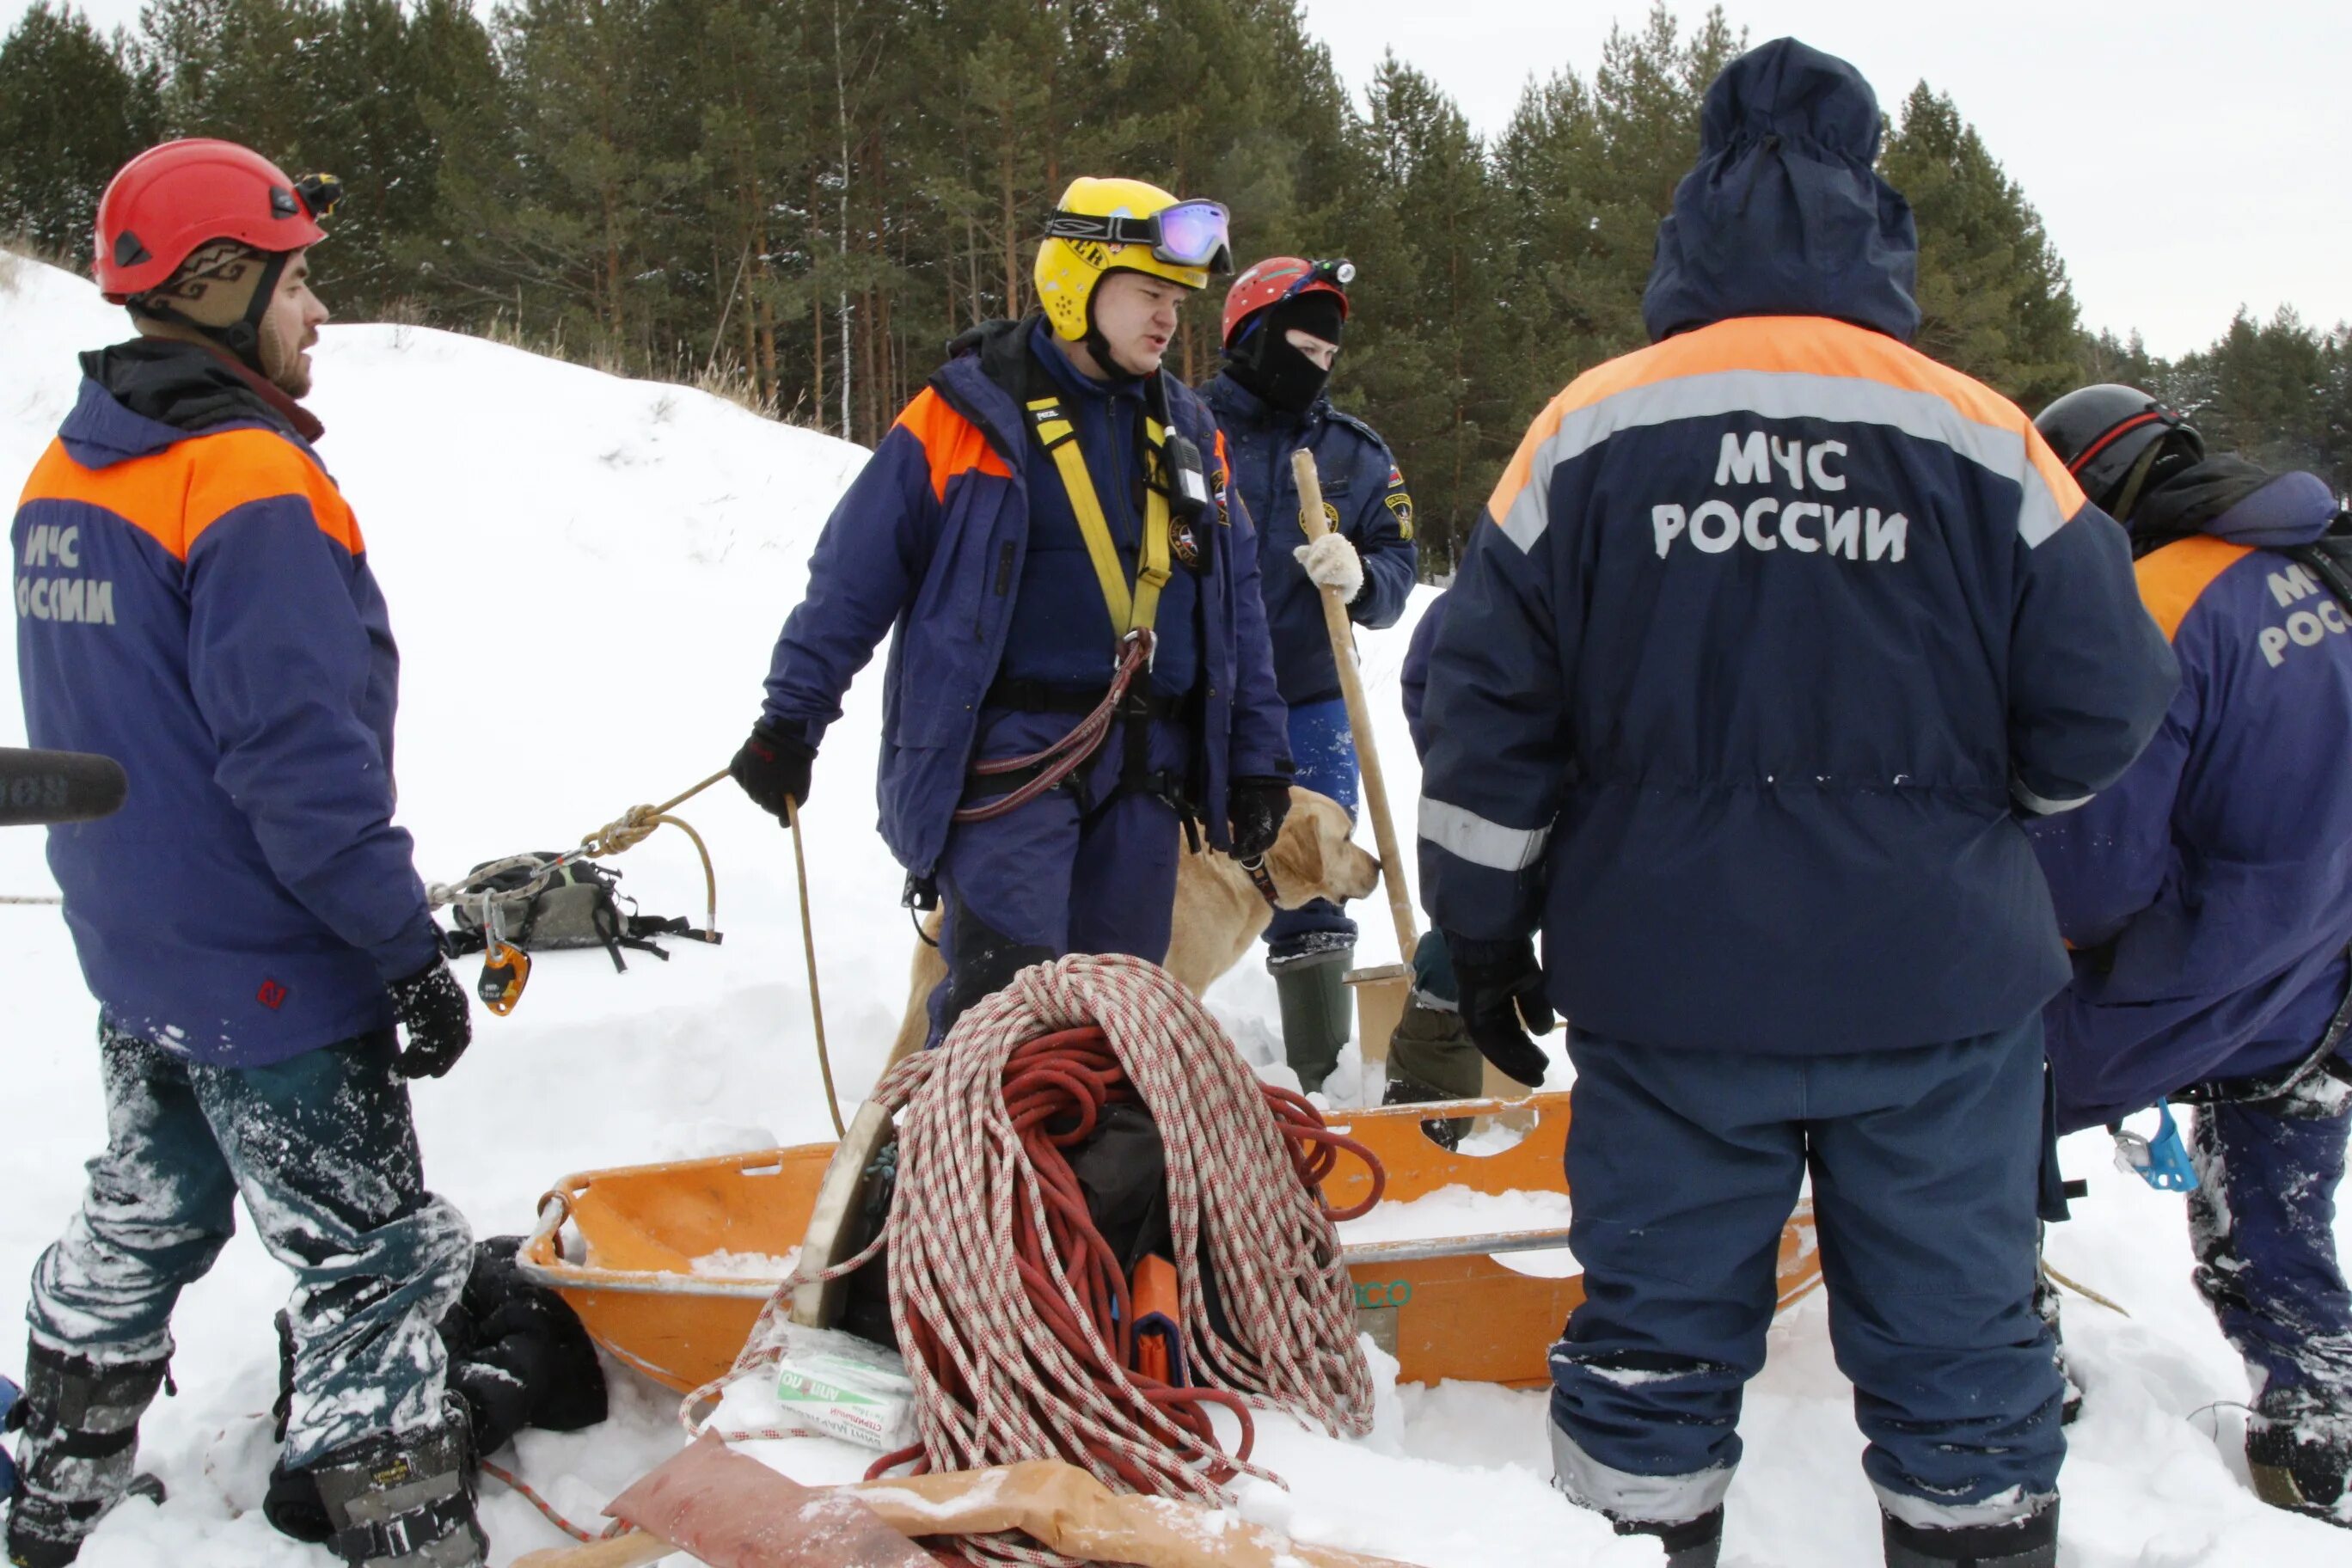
[926,712,1188,1044]
[1551,1020,2063,1529]
[1263,698,1357,965]
[2189,1073,2352,1404]
[25,1020,472,1468]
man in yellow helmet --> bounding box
[732,177,1292,1039]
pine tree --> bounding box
[1879,83,2079,409]
[0,2,160,266]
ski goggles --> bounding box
[1045,199,1233,272]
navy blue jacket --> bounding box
[1004,320,1199,697]
[758,318,1291,876]
[15,344,437,1065]
[1414,39,2179,1053]
[2030,464,2352,1130]
[1201,373,1416,706]
[1400,588,1448,758]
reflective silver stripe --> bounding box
[1500,368,2074,551]
[2012,776,2094,816]
[1497,486,1548,554]
[1419,795,1550,872]
[1874,1480,2054,1533]
[1551,1423,1733,1524]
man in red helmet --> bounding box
[1201,259,1424,1096]
[3,140,482,1568]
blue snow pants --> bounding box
[2188,1077,2352,1405]
[926,712,1188,1044]
[26,1021,472,1468]
[1263,697,1357,965]
[1552,1020,2064,1529]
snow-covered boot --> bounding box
[2246,1386,2352,1525]
[306,1416,487,1567]
[3,1342,168,1567]
[1606,1506,1722,1567]
[1882,1500,2058,1567]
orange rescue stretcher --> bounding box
[517,1092,1825,1393]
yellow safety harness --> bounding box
[1025,394,1173,637]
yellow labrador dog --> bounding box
[887,787,1380,1064]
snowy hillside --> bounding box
[0,252,2343,1566]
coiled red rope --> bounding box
[695,954,1383,1568]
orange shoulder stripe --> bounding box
[19,428,362,560]
[2135,535,2253,643]
[1485,316,2086,529]
[896,388,1010,505]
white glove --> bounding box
[1295,533,1364,603]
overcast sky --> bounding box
[14,0,2343,358]
[1300,0,2352,358]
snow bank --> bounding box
[0,254,2344,1564]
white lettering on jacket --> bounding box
[1662,433,1903,561]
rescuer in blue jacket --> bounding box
[8,142,481,1568]
[732,179,1292,1041]
[2029,385,2352,1528]
[1202,257,1415,1090]
[1413,41,2177,1567]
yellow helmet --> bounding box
[1033,176,1233,343]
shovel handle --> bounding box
[1293,449,1419,966]
[510,1530,677,1568]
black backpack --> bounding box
[2289,509,2352,612]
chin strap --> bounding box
[127,249,289,378]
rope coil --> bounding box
[689,953,1381,1567]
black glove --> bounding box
[388,958,473,1080]
[1228,776,1292,861]
[730,720,816,824]
[1449,934,1553,1088]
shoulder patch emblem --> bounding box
[1320,500,1341,535]
[1384,491,1415,540]
[1170,516,1204,569]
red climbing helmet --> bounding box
[1220,256,1353,347]
[94,139,334,302]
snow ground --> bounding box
[0,252,2346,1565]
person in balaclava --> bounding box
[2029,385,2352,1528]
[1413,39,2177,1568]
[3,139,481,1567]
[732,178,1292,1045]
[1202,259,1418,1093]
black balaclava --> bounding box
[1225,291,1344,415]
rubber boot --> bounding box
[1273,947,1351,1094]
[1608,1506,1723,1568]
[306,1412,487,1568]
[2247,1386,2352,1526]
[1383,995,1487,1150]
[1882,1500,2059,1568]
[3,1342,168,1567]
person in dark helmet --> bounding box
[733,177,1292,1046]
[1413,40,2177,1568]
[2030,383,2352,1527]
[4,139,481,1568]
[1201,257,1421,1093]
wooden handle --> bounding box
[1292,449,1419,966]
[510,1529,677,1568]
